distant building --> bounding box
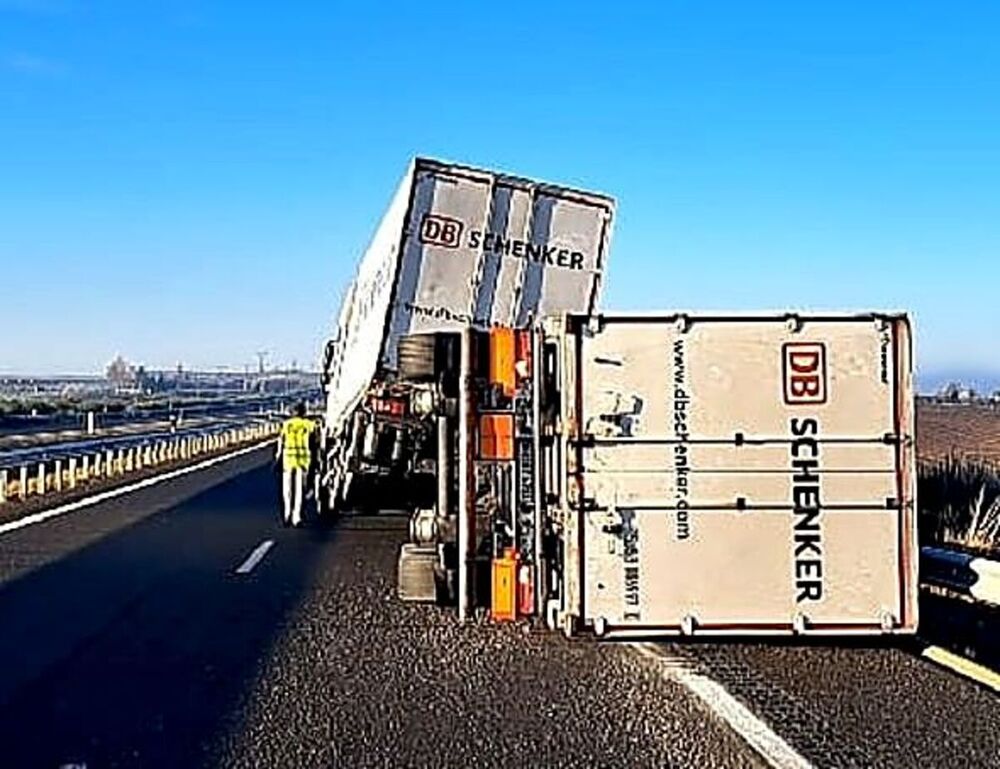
[937,382,977,403]
[106,355,134,388]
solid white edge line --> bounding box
[631,643,814,769]
[0,440,275,536]
[235,539,275,575]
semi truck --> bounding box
[317,158,615,514]
[319,157,918,638]
[398,312,919,638]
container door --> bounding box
[383,167,493,368]
[382,162,614,370]
[571,315,916,635]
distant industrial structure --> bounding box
[927,382,1000,405]
[0,354,318,408]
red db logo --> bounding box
[420,214,464,248]
[783,343,827,405]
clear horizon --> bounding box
[2,2,998,377]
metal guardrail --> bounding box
[921,546,1000,608]
[0,416,276,468]
[0,421,280,506]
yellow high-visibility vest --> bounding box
[281,417,315,471]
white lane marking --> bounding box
[235,539,275,574]
[0,440,274,537]
[631,643,813,769]
[922,645,1000,692]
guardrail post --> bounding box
[19,466,28,500]
[0,469,7,505]
[115,449,124,476]
[68,458,77,490]
[143,445,152,467]
[106,449,115,478]
[37,462,46,496]
[127,448,136,472]
[93,453,101,478]
[81,454,89,481]
[54,459,63,492]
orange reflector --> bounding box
[491,548,518,622]
[489,327,516,397]
[479,413,514,460]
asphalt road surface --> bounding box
[0,449,996,768]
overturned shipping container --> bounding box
[319,158,615,511]
[406,312,919,638]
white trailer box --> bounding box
[550,312,917,637]
[323,158,615,434]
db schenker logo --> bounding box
[783,342,827,405]
[420,214,464,248]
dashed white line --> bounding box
[235,540,275,574]
[631,642,813,769]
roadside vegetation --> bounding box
[919,456,1000,555]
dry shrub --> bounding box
[918,455,1000,554]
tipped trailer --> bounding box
[317,158,615,514]
[398,312,919,638]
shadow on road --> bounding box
[0,460,335,768]
[918,590,1000,670]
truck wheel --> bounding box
[397,334,437,382]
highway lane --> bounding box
[0,452,758,768]
[0,449,303,768]
[0,452,996,767]
[654,639,1000,767]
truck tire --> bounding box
[397,334,437,382]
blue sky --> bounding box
[1,2,997,390]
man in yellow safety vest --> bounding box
[276,402,315,527]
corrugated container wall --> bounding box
[324,158,615,431]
